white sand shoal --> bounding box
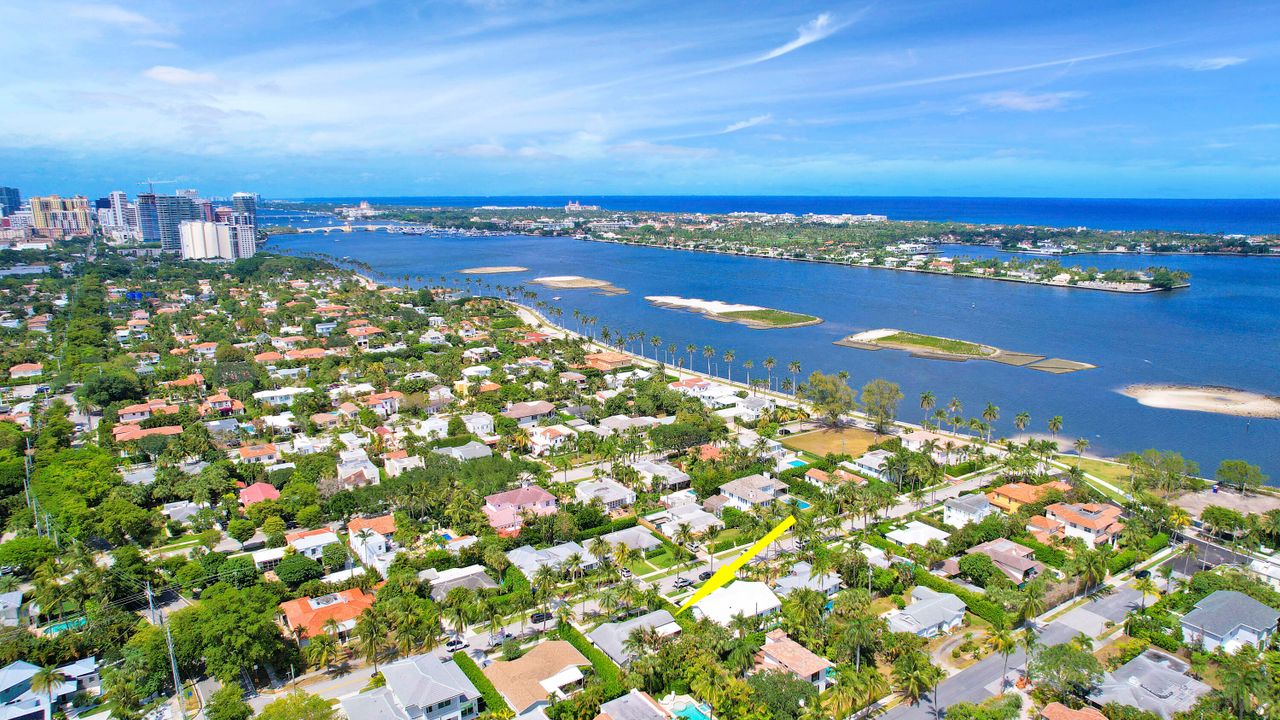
[845,328,900,343]
[533,276,613,288]
[461,266,527,274]
[645,295,763,314]
[1120,384,1280,419]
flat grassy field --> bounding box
[720,308,818,326]
[880,331,992,356]
[1065,455,1132,485]
[783,427,887,457]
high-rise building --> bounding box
[196,199,214,222]
[0,187,19,218]
[180,217,256,260]
[107,191,130,228]
[231,192,257,222]
[176,188,200,200]
[179,221,234,260]
[29,195,93,234]
[137,193,199,252]
[230,213,257,259]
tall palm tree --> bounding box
[1134,576,1158,610]
[1074,437,1090,462]
[763,356,776,392]
[986,623,1017,689]
[892,651,942,706]
[686,344,697,370]
[1019,579,1047,628]
[1218,644,1265,720]
[722,350,735,383]
[304,632,339,671]
[29,666,66,717]
[355,605,392,673]
[1014,411,1031,434]
[919,391,936,424]
[788,360,801,392]
[981,403,999,441]
[702,345,715,374]
[1048,415,1064,439]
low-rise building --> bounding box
[717,474,787,513]
[483,486,558,534]
[482,640,590,717]
[587,609,681,667]
[943,494,995,528]
[574,479,635,511]
[419,565,499,602]
[340,653,482,720]
[597,689,671,720]
[692,581,781,626]
[1179,590,1280,652]
[986,481,1071,513]
[756,629,833,690]
[278,588,374,644]
[1030,502,1124,547]
[1087,651,1210,720]
[886,586,966,637]
[506,542,598,578]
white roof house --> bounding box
[692,581,781,626]
[886,520,951,547]
[886,586,966,637]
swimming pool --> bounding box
[791,498,812,510]
[786,459,807,468]
[439,532,453,540]
[44,617,87,635]
[675,702,713,720]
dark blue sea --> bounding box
[290,196,1280,235]
[263,203,1280,482]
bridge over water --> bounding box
[296,224,431,234]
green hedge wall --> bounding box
[912,566,1007,628]
[453,651,508,714]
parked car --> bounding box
[698,570,713,581]
[531,612,554,624]
[673,577,693,589]
[619,567,632,578]
[445,638,468,652]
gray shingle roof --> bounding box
[1181,590,1280,639]
[1088,652,1209,720]
[587,610,679,666]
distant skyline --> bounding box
[2,0,1277,198]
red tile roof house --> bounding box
[1030,502,1126,548]
[278,588,374,645]
[363,391,404,418]
[113,424,183,445]
[7,363,42,379]
[200,391,243,416]
[237,443,280,465]
[483,486,558,535]
[756,629,834,691]
[117,399,180,423]
[239,481,280,507]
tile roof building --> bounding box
[482,641,589,716]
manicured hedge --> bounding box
[1107,549,1140,575]
[453,651,508,715]
[576,515,638,542]
[557,624,624,697]
[912,566,1007,628]
[1011,534,1068,569]
[1144,533,1170,554]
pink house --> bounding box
[483,486,558,535]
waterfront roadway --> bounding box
[881,584,1142,720]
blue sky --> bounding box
[1,0,1276,198]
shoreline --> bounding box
[576,235,1190,294]
[835,328,1096,374]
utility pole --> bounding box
[147,583,189,720]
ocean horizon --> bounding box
[285,195,1280,236]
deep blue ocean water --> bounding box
[263,203,1280,481]
[291,196,1280,235]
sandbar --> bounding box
[835,328,1094,373]
[461,266,527,274]
[645,295,822,329]
[1119,384,1280,418]
[533,275,627,294]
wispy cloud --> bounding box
[721,114,773,133]
[978,90,1084,111]
[1181,56,1246,71]
[132,39,179,50]
[65,3,169,34]
[753,12,846,64]
[143,66,219,86]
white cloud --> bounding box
[721,114,772,133]
[753,12,846,64]
[143,66,219,86]
[66,3,168,34]
[977,90,1084,112]
[1182,56,1246,71]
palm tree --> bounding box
[673,523,695,579]
[1134,575,1158,610]
[1021,628,1040,684]
[703,345,715,374]
[1077,547,1108,597]
[1014,411,1030,434]
[29,666,65,718]
[788,360,801,392]
[722,349,735,383]
[686,344,697,370]
[1074,437,1090,462]
[763,356,776,392]
[1048,415,1064,439]
[742,359,754,388]
[919,391,936,424]
[1019,579,1047,627]
[355,605,392,673]
[986,623,1017,689]
[892,651,942,706]
[981,403,999,441]
[1218,644,1265,720]
[305,632,339,671]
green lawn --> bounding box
[1065,455,1132,486]
[880,331,992,356]
[720,308,818,327]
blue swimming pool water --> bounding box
[787,459,807,468]
[792,499,812,510]
[440,532,453,540]
[675,703,713,720]
[45,617,87,635]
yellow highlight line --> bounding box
[675,515,796,615]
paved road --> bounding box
[882,585,1141,720]
[1160,533,1253,577]
[843,470,1004,533]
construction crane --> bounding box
[137,178,177,193]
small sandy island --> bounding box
[645,296,822,329]
[1119,384,1280,418]
[460,266,527,274]
[532,275,627,295]
[836,328,1095,373]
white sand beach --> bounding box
[644,296,763,314]
[460,265,527,274]
[1120,384,1280,418]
